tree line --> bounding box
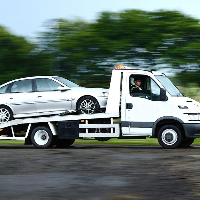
[1,9,200,88]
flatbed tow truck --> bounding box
[1,65,200,149]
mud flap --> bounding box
[58,121,79,139]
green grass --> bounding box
[74,137,200,146]
[74,137,160,146]
[0,140,25,145]
[1,138,200,146]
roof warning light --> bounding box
[115,65,134,69]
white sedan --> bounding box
[0,76,109,122]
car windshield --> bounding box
[156,75,183,97]
[53,77,79,88]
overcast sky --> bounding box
[1,0,200,41]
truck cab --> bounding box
[106,65,200,148]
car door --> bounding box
[8,79,37,115]
[34,78,72,113]
[122,73,166,136]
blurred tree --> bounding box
[0,26,51,84]
[1,9,199,88]
[39,10,200,87]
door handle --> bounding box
[126,103,133,109]
[37,96,42,98]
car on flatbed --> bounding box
[0,76,108,122]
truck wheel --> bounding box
[180,138,194,148]
[0,106,13,123]
[158,125,182,149]
[56,139,75,148]
[31,126,54,148]
[77,96,99,114]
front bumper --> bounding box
[183,123,200,138]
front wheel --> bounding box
[158,125,182,149]
[31,126,54,148]
[77,96,99,114]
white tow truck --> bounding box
[0,65,200,149]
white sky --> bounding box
[1,0,200,41]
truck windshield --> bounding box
[156,75,183,97]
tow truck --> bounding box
[0,65,200,149]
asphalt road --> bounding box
[0,145,200,200]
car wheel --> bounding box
[77,96,99,114]
[56,139,75,148]
[31,126,54,148]
[158,125,182,149]
[0,106,13,123]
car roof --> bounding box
[0,76,59,87]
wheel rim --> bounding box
[79,99,96,114]
[161,129,178,146]
[34,130,49,145]
[0,108,10,123]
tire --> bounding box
[158,125,183,149]
[180,138,194,148]
[31,126,54,148]
[56,139,75,148]
[0,106,13,123]
[77,96,99,114]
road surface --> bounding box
[0,145,200,200]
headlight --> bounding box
[188,114,199,121]
[100,92,109,97]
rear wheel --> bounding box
[31,126,54,148]
[0,106,13,123]
[77,96,99,114]
[158,125,182,149]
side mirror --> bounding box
[57,86,70,91]
[160,88,167,101]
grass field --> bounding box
[1,138,200,146]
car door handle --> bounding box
[10,98,13,99]
[126,103,133,109]
[37,96,42,98]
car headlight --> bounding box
[100,92,109,97]
[188,114,199,121]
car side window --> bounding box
[0,84,9,93]
[36,79,61,92]
[10,80,32,93]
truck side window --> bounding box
[130,75,161,101]
[129,75,151,99]
[151,79,161,101]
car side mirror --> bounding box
[160,88,168,101]
[57,86,70,91]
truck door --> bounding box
[121,73,166,136]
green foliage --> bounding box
[0,26,51,85]
[38,10,200,87]
[1,9,200,87]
